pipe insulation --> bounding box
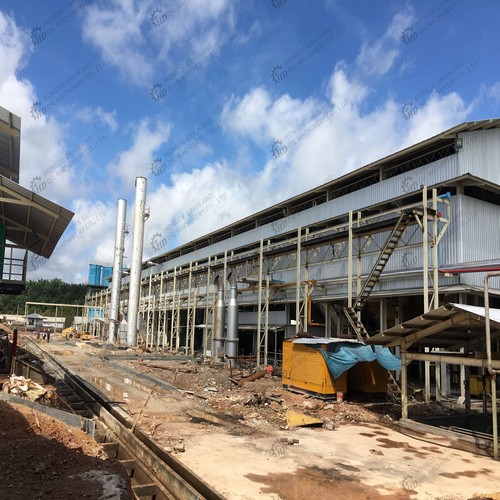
[226,272,239,367]
[109,198,127,343]
[213,275,225,362]
[127,177,148,347]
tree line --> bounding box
[0,279,89,328]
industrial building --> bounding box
[86,119,500,384]
[0,106,73,295]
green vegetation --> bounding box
[0,279,89,328]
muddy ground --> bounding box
[0,399,133,499]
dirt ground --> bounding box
[5,337,500,499]
[0,399,133,500]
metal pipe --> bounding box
[109,198,127,343]
[484,271,500,460]
[213,275,225,362]
[127,177,148,347]
[226,272,239,367]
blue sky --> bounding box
[1,0,499,282]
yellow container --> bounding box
[348,361,388,393]
[470,375,491,396]
[282,339,347,398]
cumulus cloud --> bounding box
[82,0,235,86]
[107,118,171,187]
[74,106,119,132]
[82,0,155,86]
[356,9,414,76]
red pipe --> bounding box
[439,267,500,274]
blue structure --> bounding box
[88,264,113,287]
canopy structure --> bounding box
[367,303,500,458]
[0,175,74,259]
[367,303,500,352]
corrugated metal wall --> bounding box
[459,129,500,184]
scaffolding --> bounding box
[86,188,451,368]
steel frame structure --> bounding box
[86,188,452,370]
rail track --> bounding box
[20,338,226,500]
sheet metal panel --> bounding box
[0,175,74,257]
[459,129,500,184]
[156,155,460,274]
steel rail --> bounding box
[21,338,226,500]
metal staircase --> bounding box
[387,371,402,403]
[342,306,370,342]
[354,211,412,312]
[343,211,413,342]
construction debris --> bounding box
[237,370,266,386]
[286,410,323,427]
[2,375,47,402]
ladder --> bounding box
[354,211,412,312]
[342,306,370,342]
[387,371,402,403]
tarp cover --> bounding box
[312,343,401,379]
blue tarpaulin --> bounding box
[311,343,401,379]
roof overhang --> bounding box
[0,175,74,258]
[366,303,500,351]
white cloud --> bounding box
[356,9,414,76]
[82,0,155,86]
[82,0,235,86]
[75,106,119,132]
[107,118,171,187]
[144,160,270,258]
[223,87,319,145]
[0,11,31,86]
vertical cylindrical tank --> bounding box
[127,177,148,347]
[109,198,127,343]
[212,275,225,362]
[226,272,239,367]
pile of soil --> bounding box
[0,400,133,499]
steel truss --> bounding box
[86,188,451,366]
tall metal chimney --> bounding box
[109,198,127,343]
[212,275,225,362]
[226,272,239,367]
[126,177,148,347]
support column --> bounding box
[401,339,408,419]
[109,199,127,343]
[422,187,431,402]
[295,228,302,333]
[127,177,148,347]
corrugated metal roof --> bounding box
[147,119,500,268]
[0,175,74,258]
[366,302,500,349]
